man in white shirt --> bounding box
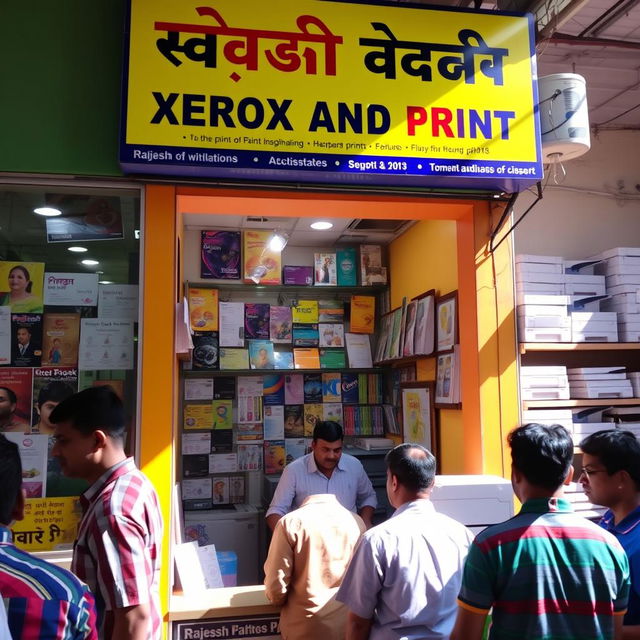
[336,443,474,640]
[266,421,376,531]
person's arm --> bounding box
[265,465,296,531]
[345,611,373,640]
[450,606,488,640]
[111,603,151,640]
[263,520,294,606]
[358,506,374,529]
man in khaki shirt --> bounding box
[264,493,366,640]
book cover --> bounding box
[248,340,275,369]
[211,429,233,452]
[323,403,343,424]
[284,405,304,437]
[360,245,387,286]
[182,432,211,455]
[219,302,244,347]
[403,300,418,357]
[213,376,235,399]
[270,306,292,344]
[31,367,78,432]
[292,323,319,347]
[0,368,33,432]
[337,247,358,286]
[413,295,435,356]
[264,440,286,474]
[229,476,245,503]
[350,296,375,334]
[212,478,230,505]
[11,314,42,367]
[263,374,285,405]
[236,422,264,440]
[188,287,219,332]
[201,230,241,280]
[237,395,262,423]
[285,438,306,465]
[303,373,323,403]
[219,348,249,370]
[303,404,323,436]
[322,372,342,402]
[212,400,233,430]
[237,443,262,471]
[319,323,344,347]
[184,403,214,430]
[41,313,80,366]
[388,309,403,359]
[291,300,319,324]
[294,348,320,369]
[192,333,219,370]
[243,230,282,285]
[183,454,210,478]
[345,334,373,368]
[263,405,285,440]
[341,373,360,404]
[314,253,337,286]
[273,351,294,369]
[284,374,304,404]
[319,349,346,369]
[244,303,270,340]
[318,300,344,323]
[283,266,313,285]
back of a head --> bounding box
[49,385,126,439]
[0,434,22,525]
[509,423,573,491]
[313,420,343,442]
[581,429,640,490]
[386,443,436,492]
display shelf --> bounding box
[523,398,640,409]
[187,281,387,297]
[374,353,436,367]
[520,342,640,354]
[183,367,382,376]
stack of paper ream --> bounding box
[522,408,573,432]
[595,247,640,341]
[570,311,618,343]
[568,367,632,400]
[520,366,569,401]
[604,407,640,440]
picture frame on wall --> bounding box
[436,291,458,353]
[411,289,436,356]
[400,381,437,455]
[435,346,461,408]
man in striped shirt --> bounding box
[0,433,97,640]
[451,423,630,640]
[50,386,163,640]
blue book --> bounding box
[341,373,359,404]
[303,373,323,403]
[263,374,285,405]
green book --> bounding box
[319,348,346,369]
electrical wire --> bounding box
[594,102,640,127]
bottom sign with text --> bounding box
[173,614,280,639]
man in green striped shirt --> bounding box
[451,423,630,640]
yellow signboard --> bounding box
[121,0,542,190]
[11,497,82,552]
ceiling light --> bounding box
[81,259,99,266]
[310,221,333,230]
[267,230,289,252]
[34,206,62,217]
[68,246,88,253]
[99,280,113,284]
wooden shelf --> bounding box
[520,342,640,354]
[523,398,640,409]
[183,367,382,376]
[187,281,387,297]
[375,354,435,367]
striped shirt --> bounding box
[266,452,377,519]
[458,497,630,640]
[600,505,640,625]
[0,525,97,640]
[72,458,162,640]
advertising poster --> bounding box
[98,284,140,321]
[43,272,99,307]
[44,195,124,242]
[0,262,44,313]
[11,496,83,552]
[122,0,541,191]
[4,432,49,498]
[79,319,134,370]
[11,314,43,367]
[31,367,78,434]
[243,230,282,285]
[188,287,219,332]
[201,230,241,279]
[0,306,11,365]
[41,313,80,366]
[0,367,33,432]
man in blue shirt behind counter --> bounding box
[266,421,376,531]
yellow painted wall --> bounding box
[389,220,464,474]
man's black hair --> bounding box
[49,385,126,440]
[0,434,22,525]
[580,429,640,490]
[37,380,75,407]
[313,420,343,442]
[385,443,436,492]
[509,423,573,491]
[0,386,17,405]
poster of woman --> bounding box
[0,262,45,313]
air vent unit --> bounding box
[338,219,415,244]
